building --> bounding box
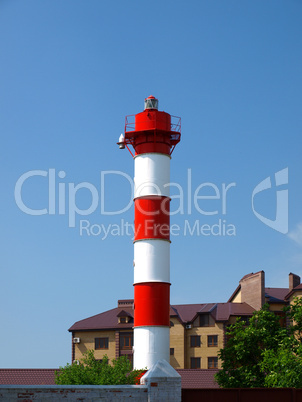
[68,271,301,370]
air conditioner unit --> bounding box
[186,324,192,329]
[73,337,81,344]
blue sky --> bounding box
[1,0,302,368]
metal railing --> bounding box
[125,115,181,134]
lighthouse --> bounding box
[118,96,181,369]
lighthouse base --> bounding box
[140,359,181,402]
[133,327,170,370]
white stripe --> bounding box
[134,240,170,284]
[133,327,170,370]
[134,154,170,198]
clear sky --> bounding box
[1,0,302,368]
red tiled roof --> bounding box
[285,283,302,300]
[177,369,219,389]
[69,306,134,331]
[265,287,288,303]
[69,301,257,331]
[214,302,255,321]
[170,306,178,316]
[116,310,132,317]
[0,369,57,385]
[171,303,216,324]
[0,368,218,388]
[229,281,290,304]
[173,302,254,324]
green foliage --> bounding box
[261,345,302,388]
[55,350,146,385]
[284,297,302,342]
[215,299,302,388]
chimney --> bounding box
[118,300,134,308]
[289,273,300,291]
[240,271,265,310]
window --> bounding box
[119,317,127,324]
[274,311,286,327]
[120,332,133,350]
[199,314,214,327]
[225,325,232,345]
[239,316,250,325]
[208,357,218,369]
[170,348,174,356]
[208,335,218,347]
[95,337,108,349]
[126,354,133,368]
[96,359,108,364]
[200,314,209,327]
[190,335,201,347]
[190,357,201,369]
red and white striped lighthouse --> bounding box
[118,96,181,369]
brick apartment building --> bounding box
[69,271,301,370]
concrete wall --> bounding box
[0,360,181,402]
[141,359,181,402]
[0,385,148,401]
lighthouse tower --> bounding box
[118,96,181,369]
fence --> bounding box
[182,388,302,402]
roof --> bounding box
[177,369,219,389]
[172,302,255,324]
[69,306,134,331]
[228,272,291,304]
[213,303,255,321]
[171,303,217,324]
[285,283,302,300]
[228,284,241,302]
[117,310,132,318]
[265,287,288,303]
[0,368,218,388]
[0,369,57,385]
[69,301,256,332]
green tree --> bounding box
[215,299,302,388]
[261,344,302,388]
[260,297,302,388]
[55,350,146,385]
[215,304,284,388]
[284,297,302,342]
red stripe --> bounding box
[134,196,170,241]
[134,282,170,327]
[135,110,171,132]
[134,110,171,155]
[135,138,171,155]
